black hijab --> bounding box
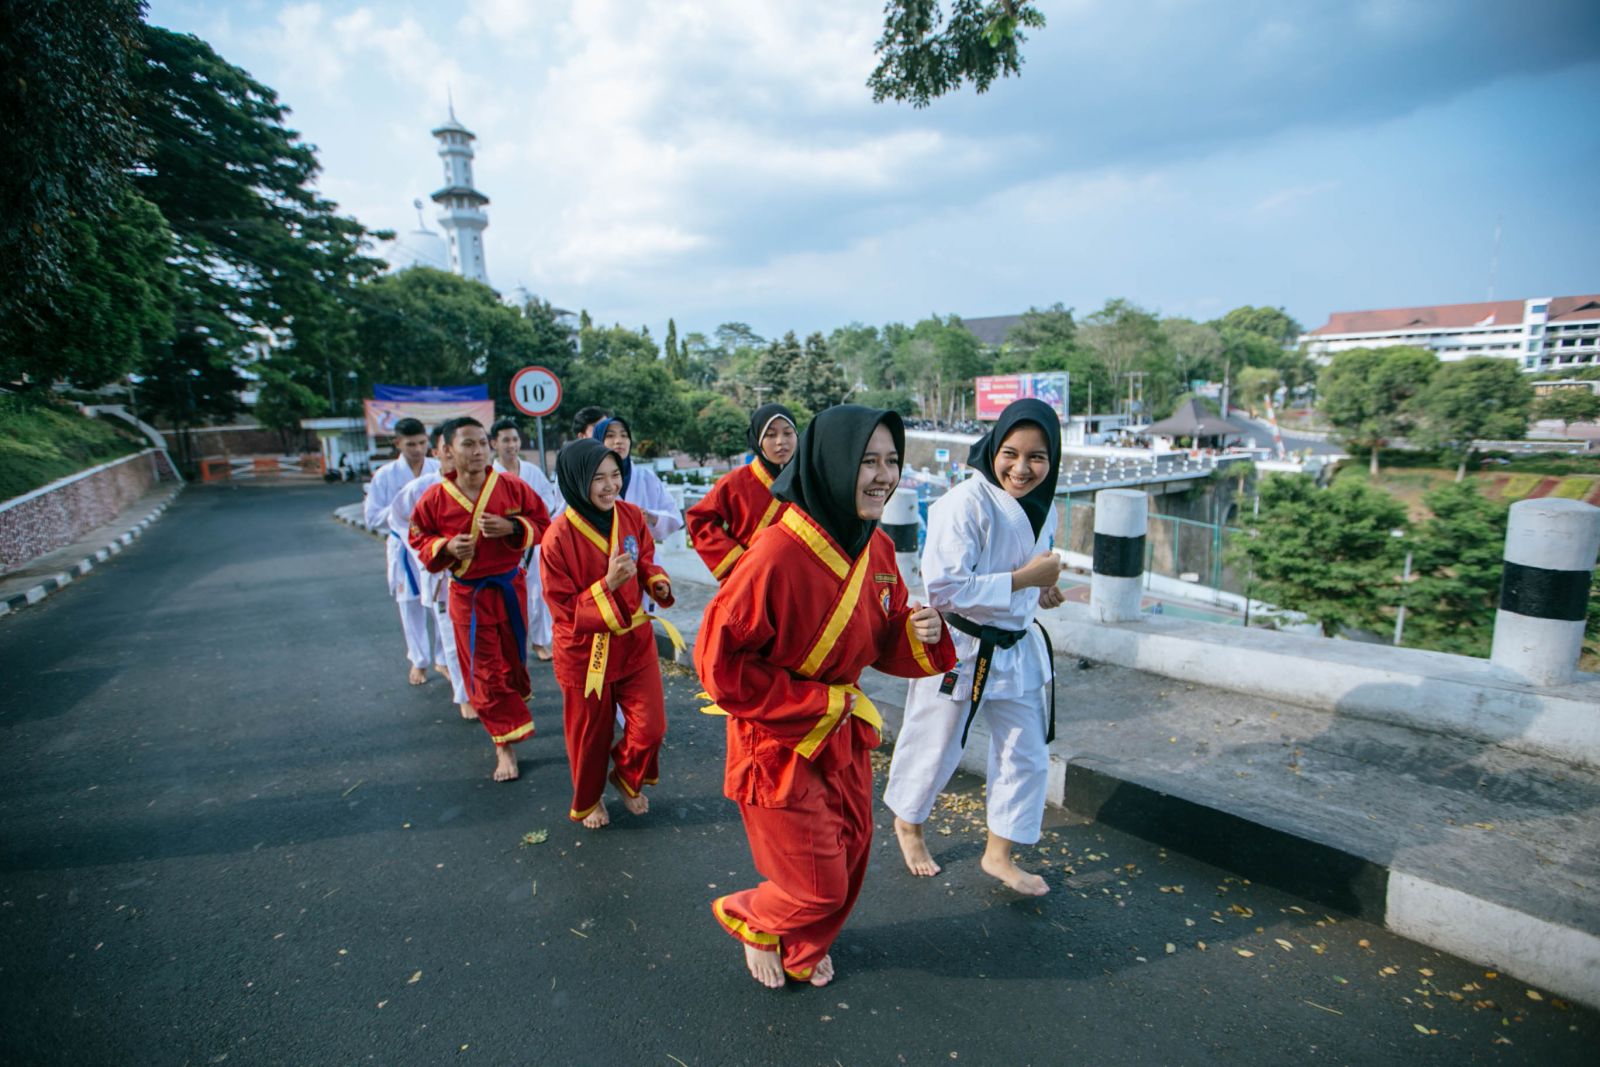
[967,398,1061,539]
[591,416,633,497]
[556,438,623,537]
[746,403,797,477]
[772,404,904,559]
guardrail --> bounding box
[198,454,327,482]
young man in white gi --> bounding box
[363,417,440,685]
[490,417,563,662]
[390,420,474,719]
[884,398,1065,896]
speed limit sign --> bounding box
[509,366,561,417]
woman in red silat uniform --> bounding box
[684,403,797,581]
[695,404,957,989]
[541,439,675,829]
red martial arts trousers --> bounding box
[448,573,533,747]
[713,722,874,981]
[561,667,665,821]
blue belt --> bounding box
[387,529,420,597]
[452,566,527,677]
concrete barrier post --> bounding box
[883,485,922,594]
[1091,488,1147,623]
[1490,498,1600,687]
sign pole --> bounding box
[536,416,547,476]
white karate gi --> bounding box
[884,476,1056,845]
[390,471,468,705]
[365,456,440,670]
[493,457,562,651]
[622,464,683,543]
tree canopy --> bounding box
[1410,357,1533,481]
[869,0,1046,107]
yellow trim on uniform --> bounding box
[570,799,602,821]
[784,966,813,981]
[709,543,744,580]
[450,468,501,577]
[752,497,783,536]
[590,580,627,634]
[794,684,881,760]
[425,536,449,563]
[491,720,533,745]
[749,457,774,490]
[906,614,936,674]
[439,477,475,513]
[779,509,848,580]
[608,769,640,798]
[515,515,538,552]
[795,551,870,677]
[712,896,779,948]
[565,508,609,554]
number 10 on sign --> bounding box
[510,366,562,475]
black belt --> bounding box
[945,613,1056,747]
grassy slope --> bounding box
[0,394,147,502]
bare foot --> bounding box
[809,954,835,987]
[980,850,1049,896]
[408,666,427,685]
[492,746,519,782]
[533,645,554,662]
[621,791,649,816]
[894,817,941,876]
[744,944,784,989]
[459,703,478,721]
[582,801,610,829]
[433,662,449,678]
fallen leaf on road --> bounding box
[1304,1000,1343,1016]
[1311,944,1326,955]
[1525,990,1543,1001]
[1196,941,1207,951]
[1413,1024,1431,1035]
[569,928,589,939]
[1165,943,1176,954]
[520,830,549,847]
[408,971,422,984]
[1357,939,1370,949]
[377,1000,387,1009]
[1275,939,1293,951]
[1419,968,1434,977]
[1235,949,1255,958]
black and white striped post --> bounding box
[882,486,922,593]
[1091,488,1147,623]
[1490,498,1599,687]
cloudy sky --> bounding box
[146,0,1599,340]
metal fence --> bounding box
[1060,499,1246,595]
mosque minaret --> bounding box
[429,102,491,287]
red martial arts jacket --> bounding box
[695,508,957,805]
[685,459,789,581]
[540,501,675,695]
[409,468,548,579]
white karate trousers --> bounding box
[433,600,469,704]
[396,595,438,670]
[885,673,1050,845]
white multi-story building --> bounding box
[429,104,491,287]
[1301,295,1600,372]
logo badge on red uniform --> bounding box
[879,587,892,615]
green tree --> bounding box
[1317,346,1437,475]
[829,323,893,392]
[680,331,721,388]
[995,304,1109,414]
[560,358,691,457]
[663,318,689,380]
[1,191,177,389]
[578,319,660,365]
[1535,389,1600,432]
[756,331,802,403]
[893,315,986,421]
[1229,476,1408,637]
[682,394,748,462]
[1235,367,1282,414]
[790,332,850,412]
[1081,299,1176,418]
[0,0,145,334]
[1403,482,1508,657]
[869,0,1046,108]
[1160,317,1225,388]
[1411,357,1534,481]
[1215,306,1303,347]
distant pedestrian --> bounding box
[885,398,1064,896]
[363,417,439,686]
[408,419,551,781]
[695,405,955,989]
[684,403,797,581]
[591,416,684,545]
[540,439,677,828]
[491,417,563,662]
[391,420,473,721]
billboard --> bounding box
[364,396,495,439]
[974,373,1070,421]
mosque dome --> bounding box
[384,199,451,274]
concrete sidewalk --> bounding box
[339,510,1600,1009]
[0,481,184,619]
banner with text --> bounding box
[974,372,1071,421]
[364,398,495,440]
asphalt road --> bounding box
[1228,413,1345,457]
[1,482,1594,1066]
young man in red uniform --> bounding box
[684,403,797,581]
[696,405,956,989]
[408,418,550,781]
[541,439,676,828]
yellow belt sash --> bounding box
[586,610,687,697]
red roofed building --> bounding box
[1300,295,1600,372]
